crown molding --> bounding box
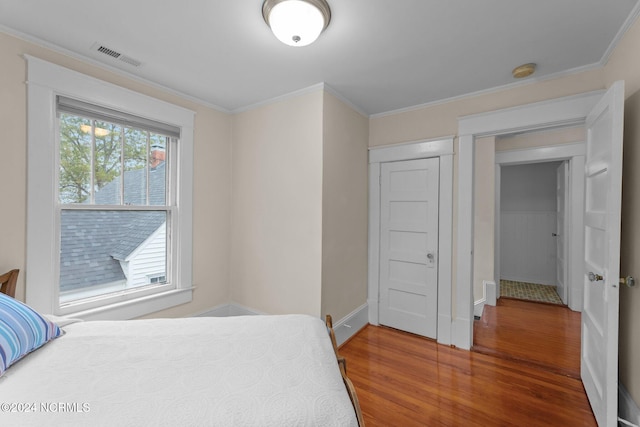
[0,24,229,113]
[370,62,603,119]
[600,1,640,66]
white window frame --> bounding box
[25,55,194,320]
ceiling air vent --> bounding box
[91,43,142,67]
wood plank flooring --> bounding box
[339,309,595,426]
[473,298,582,379]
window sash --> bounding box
[56,206,176,313]
[57,111,175,208]
[54,104,177,312]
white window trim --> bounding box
[25,55,194,320]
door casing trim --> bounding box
[454,90,604,349]
[368,137,454,345]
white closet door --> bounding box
[379,158,439,338]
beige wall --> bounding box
[0,31,233,317]
[604,16,640,403]
[230,90,370,320]
[230,91,324,316]
[320,92,369,321]
[495,126,585,152]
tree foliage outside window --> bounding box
[58,113,166,205]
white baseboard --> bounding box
[473,299,485,318]
[228,303,267,316]
[191,303,232,317]
[333,303,369,346]
[500,275,551,285]
[473,280,497,318]
[619,381,640,426]
[367,298,379,325]
[485,280,497,305]
[192,302,264,318]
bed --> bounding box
[0,289,364,426]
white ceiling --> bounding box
[1,0,638,116]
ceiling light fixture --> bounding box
[512,63,537,79]
[262,0,331,47]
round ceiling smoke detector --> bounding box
[512,63,537,79]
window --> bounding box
[147,275,167,284]
[26,56,194,319]
[56,98,176,310]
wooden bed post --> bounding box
[326,314,365,426]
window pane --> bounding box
[93,120,122,205]
[59,114,92,203]
[123,128,148,205]
[59,210,167,304]
[149,134,167,206]
[59,112,170,207]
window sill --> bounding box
[65,287,194,321]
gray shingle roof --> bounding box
[109,212,165,260]
[59,163,166,292]
[94,162,166,205]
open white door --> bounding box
[581,81,624,427]
[556,161,569,305]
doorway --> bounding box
[458,85,625,426]
[499,160,565,305]
[474,130,585,374]
[493,138,586,313]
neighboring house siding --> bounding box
[124,222,166,288]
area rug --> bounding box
[500,280,563,305]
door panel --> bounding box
[379,158,439,338]
[581,81,624,427]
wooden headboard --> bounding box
[0,269,19,298]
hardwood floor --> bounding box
[473,297,581,379]
[339,319,595,426]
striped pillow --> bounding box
[0,293,62,377]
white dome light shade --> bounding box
[263,0,331,47]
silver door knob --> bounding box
[588,272,604,282]
[620,276,636,288]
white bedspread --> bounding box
[0,314,358,426]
